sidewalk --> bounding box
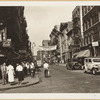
[0,73,40,90]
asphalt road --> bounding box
[1,64,100,93]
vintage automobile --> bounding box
[66,58,82,70]
[84,57,100,75]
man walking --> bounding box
[43,61,50,78]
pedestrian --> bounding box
[1,62,7,85]
[34,60,38,73]
[7,63,15,85]
[26,62,30,75]
[30,62,35,77]
[43,61,50,78]
[23,61,27,76]
[16,63,24,85]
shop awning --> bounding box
[2,49,20,60]
[76,50,90,58]
[73,52,79,58]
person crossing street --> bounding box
[43,61,50,78]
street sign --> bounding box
[92,41,99,47]
[3,39,11,47]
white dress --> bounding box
[7,65,14,82]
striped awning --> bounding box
[76,50,90,58]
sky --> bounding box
[24,6,76,55]
[24,6,76,46]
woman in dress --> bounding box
[7,63,15,85]
[16,63,24,85]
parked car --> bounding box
[66,58,82,70]
[84,57,100,75]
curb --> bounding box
[0,75,40,91]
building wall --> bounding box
[0,7,30,61]
[82,6,100,57]
[72,6,83,47]
[66,29,74,59]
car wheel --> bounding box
[72,65,75,70]
[92,69,97,75]
[66,65,69,69]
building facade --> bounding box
[82,6,100,57]
[72,6,83,50]
[0,7,31,63]
[60,22,73,63]
[49,25,60,63]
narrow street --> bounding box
[1,64,100,93]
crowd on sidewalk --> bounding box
[0,60,38,86]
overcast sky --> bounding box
[24,6,76,47]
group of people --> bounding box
[0,61,36,85]
[0,60,51,86]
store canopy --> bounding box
[2,49,20,60]
[76,49,90,58]
[73,52,79,58]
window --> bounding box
[92,12,99,25]
[84,36,88,45]
[85,22,87,31]
[86,59,88,62]
[82,7,85,16]
[93,59,100,62]
[85,6,87,14]
[88,19,91,27]
[88,35,90,44]
[89,59,92,62]
[83,23,86,31]
[93,28,99,41]
[88,6,90,11]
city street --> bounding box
[1,64,100,93]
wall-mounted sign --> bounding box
[3,39,11,47]
[38,45,57,51]
[92,41,99,47]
